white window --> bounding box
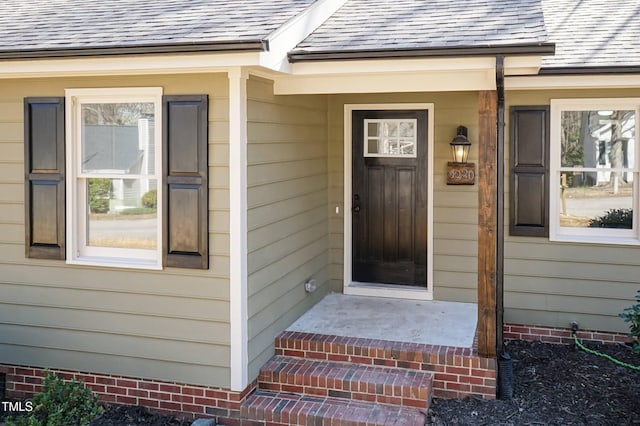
[550,98,639,244]
[65,88,163,268]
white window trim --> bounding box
[343,103,434,301]
[550,98,640,245]
[65,87,163,269]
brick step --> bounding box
[241,390,427,425]
[259,355,432,409]
[275,331,497,400]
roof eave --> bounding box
[288,43,556,63]
[0,40,269,60]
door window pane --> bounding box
[364,119,417,157]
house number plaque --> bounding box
[447,162,476,185]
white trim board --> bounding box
[343,103,434,301]
[506,74,640,90]
[260,0,348,72]
[228,68,249,392]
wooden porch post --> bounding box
[477,90,498,359]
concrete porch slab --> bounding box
[287,293,478,348]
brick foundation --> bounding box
[504,323,632,345]
[4,325,626,424]
[0,365,256,423]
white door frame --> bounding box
[343,103,434,300]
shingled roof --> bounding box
[541,0,640,72]
[0,0,316,58]
[289,0,552,61]
[1,0,638,72]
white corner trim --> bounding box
[260,0,348,72]
[343,103,434,301]
[229,67,249,392]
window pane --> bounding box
[367,138,379,154]
[561,110,635,169]
[559,174,633,229]
[399,121,415,137]
[86,178,158,249]
[81,103,155,175]
[364,119,416,157]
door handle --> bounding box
[352,205,360,213]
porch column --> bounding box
[477,90,498,359]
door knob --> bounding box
[352,205,360,213]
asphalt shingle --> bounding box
[0,0,316,54]
[541,0,640,69]
[291,0,549,55]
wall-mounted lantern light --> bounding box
[450,125,471,164]
[447,125,475,185]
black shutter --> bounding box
[509,106,550,237]
[162,95,209,269]
[24,98,66,259]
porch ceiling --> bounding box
[287,293,478,348]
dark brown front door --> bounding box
[352,110,428,287]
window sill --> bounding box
[550,234,640,246]
[67,256,162,270]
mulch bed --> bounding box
[427,339,640,425]
[90,404,192,425]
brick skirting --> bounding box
[0,365,256,422]
[504,323,632,345]
[2,325,630,423]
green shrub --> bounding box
[88,178,112,214]
[619,290,640,355]
[119,207,157,215]
[7,371,103,426]
[589,208,633,229]
[141,189,157,209]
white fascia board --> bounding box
[504,56,541,75]
[0,52,260,79]
[259,0,348,73]
[274,69,496,94]
[506,74,640,90]
[274,56,547,94]
[289,56,497,75]
[272,55,547,94]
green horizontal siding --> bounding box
[0,74,232,388]
[246,76,330,382]
[505,88,640,333]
